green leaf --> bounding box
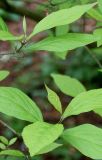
[0,70,9,81]
[55,24,69,59]
[55,25,69,36]
[25,33,98,53]
[94,28,102,47]
[52,74,86,97]
[51,0,67,5]
[0,31,23,41]
[0,150,24,157]
[94,108,102,117]
[9,138,17,146]
[97,0,102,13]
[22,121,64,156]
[23,16,26,35]
[0,17,8,31]
[0,136,8,145]
[62,124,102,159]
[0,87,43,122]
[80,0,95,4]
[55,0,70,36]
[0,143,6,150]
[62,89,102,119]
[99,69,102,72]
[54,51,68,59]
[29,3,96,37]
[87,8,102,21]
[38,143,62,155]
[45,85,62,114]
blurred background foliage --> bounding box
[0,0,102,160]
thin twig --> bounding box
[0,119,20,137]
[58,117,63,124]
[16,42,26,53]
[85,46,102,69]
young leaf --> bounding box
[0,136,8,145]
[25,33,98,53]
[0,87,43,122]
[45,85,62,114]
[0,31,23,41]
[22,121,64,156]
[52,74,86,97]
[29,3,96,37]
[23,16,26,35]
[9,137,17,146]
[0,17,8,31]
[0,143,6,150]
[62,124,102,159]
[38,143,62,155]
[62,89,102,120]
[0,70,9,81]
[0,150,24,157]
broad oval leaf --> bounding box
[0,70,9,81]
[25,33,98,53]
[22,121,64,156]
[0,17,8,31]
[62,89,102,119]
[0,87,43,122]
[0,150,24,157]
[0,31,23,41]
[62,124,102,159]
[29,3,96,37]
[45,85,62,114]
[52,74,86,97]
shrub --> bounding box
[0,1,102,159]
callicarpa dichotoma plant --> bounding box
[0,0,102,160]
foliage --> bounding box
[0,1,102,160]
